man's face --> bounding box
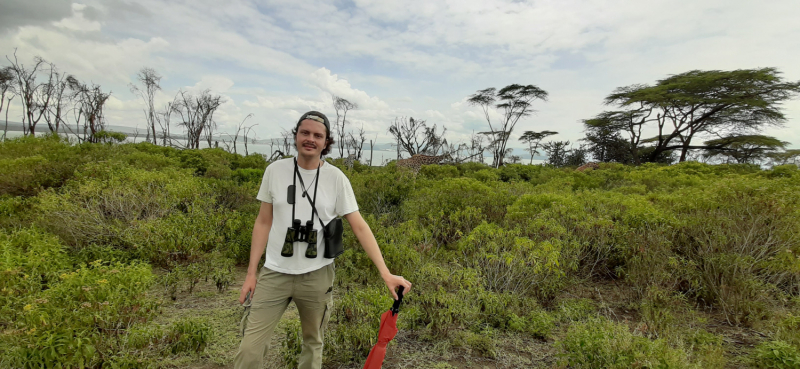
[295,119,328,158]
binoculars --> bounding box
[281,219,319,258]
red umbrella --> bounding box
[363,286,405,369]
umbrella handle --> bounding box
[391,286,404,315]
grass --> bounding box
[145,270,771,369]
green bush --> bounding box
[403,264,483,337]
[556,317,693,368]
[325,286,393,365]
[167,317,212,354]
[403,177,513,245]
[669,178,799,325]
[349,169,415,219]
[0,135,120,197]
[458,223,571,299]
[466,328,496,358]
[753,340,800,369]
[232,168,264,184]
[638,286,686,338]
[557,298,597,322]
[233,153,267,170]
[525,309,556,339]
[1,247,157,368]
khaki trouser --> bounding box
[234,263,334,369]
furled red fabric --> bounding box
[362,310,399,369]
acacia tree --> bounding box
[67,76,111,143]
[767,149,800,166]
[332,95,357,158]
[583,107,653,164]
[603,68,800,162]
[467,84,548,168]
[129,68,162,144]
[387,116,447,157]
[702,135,788,164]
[519,130,557,164]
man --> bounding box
[234,111,412,369]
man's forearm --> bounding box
[352,224,391,278]
[247,224,270,276]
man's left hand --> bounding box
[383,274,412,300]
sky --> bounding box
[2,0,800,157]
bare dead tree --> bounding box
[345,124,367,159]
[368,134,377,166]
[224,113,254,154]
[67,75,111,143]
[129,67,162,144]
[42,65,71,134]
[388,116,448,157]
[7,51,50,136]
[154,101,174,146]
[268,138,277,160]
[243,124,258,156]
[464,131,486,163]
[280,129,294,155]
[332,95,357,157]
[2,94,13,142]
[171,89,223,149]
[1,66,15,141]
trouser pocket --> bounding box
[239,296,252,337]
[320,299,333,331]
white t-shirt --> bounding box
[256,158,359,274]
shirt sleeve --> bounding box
[335,172,359,217]
[256,164,273,203]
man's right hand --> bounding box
[239,274,257,304]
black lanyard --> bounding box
[292,158,321,224]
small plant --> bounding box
[526,310,556,339]
[556,317,692,368]
[753,340,800,369]
[167,317,212,354]
[557,298,597,322]
[280,319,303,369]
[466,329,496,358]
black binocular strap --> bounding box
[293,158,321,227]
[294,160,328,231]
[291,159,298,222]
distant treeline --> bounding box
[2,51,800,168]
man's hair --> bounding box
[292,111,335,156]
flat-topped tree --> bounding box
[702,135,788,164]
[583,108,653,164]
[519,130,557,164]
[468,84,548,168]
[604,68,800,163]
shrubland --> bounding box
[1,134,800,368]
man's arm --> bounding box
[343,211,412,300]
[239,202,273,304]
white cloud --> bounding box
[307,68,389,110]
[2,0,799,153]
[187,76,235,94]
